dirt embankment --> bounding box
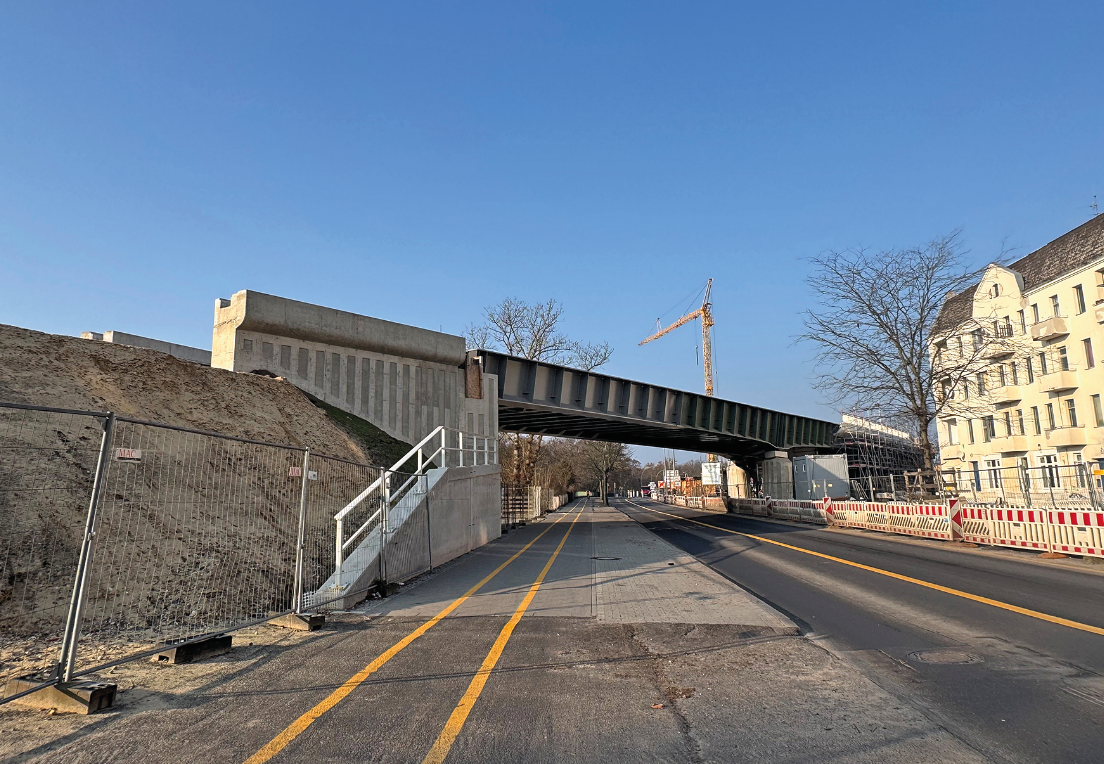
[0,323,407,462]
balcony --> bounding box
[1044,426,1087,447]
[989,384,1022,404]
[1030,316,1069,341]
[1038,369,1078,392]
[993,434,1030,452]
[982,336,1016,358]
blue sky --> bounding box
[2,2,1102,462]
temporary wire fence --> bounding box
[0,401,467,706]
[0,403,109,698]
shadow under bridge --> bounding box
[471,350,838,460]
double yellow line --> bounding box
[244,500,585,764]
[626,499,1104,637]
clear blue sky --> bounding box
[2,2,1102,463]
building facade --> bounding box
[932,215,1104,501]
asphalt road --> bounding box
[8,499,1015,764]
[617,497,1104,764]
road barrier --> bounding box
[716,490,1104,558]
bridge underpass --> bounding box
[470,349,838,463]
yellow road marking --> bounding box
[243,501,586,764]
[421,507,584,764]
[627,500,1104,637]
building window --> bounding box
[1094,394,1104,427]
[983,416,995,441]
[1066,398,1079,428]
[241,338,253,353]
[1010,361,1019,385]
[990,283,1001,298]
[970,461,981,491]
[1085,338,1095,369]
[955,336,964,356]
[976,372,987,394]
[1046,402,1056,430]
[1051,295,1061,317]
[984,459,1002,490]
[1032,303,1040,323]
[1058,346,1069,371]
[1026,358,1035,383]
[998,365,1007,386]
[1038,352,1048,375]
[1073,452,1087,488]
[1032,406,1041,434]
[1002,410,1012,436]
[972,330,983,351]
[1040,453,1060,488]
[968,419,976,443]
[946,419,959,445]
[1017,310,1026,334]
[1016,408,1025,435]
[1074,284,1087,314]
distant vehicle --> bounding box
[642,487,651,497]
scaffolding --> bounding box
[834,413,924,500]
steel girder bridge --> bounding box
[471,350,837,462]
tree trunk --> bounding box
[600,471,609,505]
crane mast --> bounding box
[639,278,717,461]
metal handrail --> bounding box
[332,426,497,589]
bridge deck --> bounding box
[473,349,837,459]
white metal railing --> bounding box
[332,426,497,588]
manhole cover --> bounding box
[591,556,621,561]
[908,650,982,665]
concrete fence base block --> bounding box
[153,635,233,665]
[269,613,326,631]
[4,677,117,714]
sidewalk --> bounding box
[361,502,795,632]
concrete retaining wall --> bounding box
[428,463,501,567]
[211,290,497,446]
[80,331,212,366]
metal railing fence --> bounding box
[0,403,110,697]
[942,463,1102,509]
[2,403,496,706]
[72,417,305,677]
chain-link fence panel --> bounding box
[945,463,1102,509]
[501,485,530,529]
[306,453,384,610]
[70,418,305,676]
[382,473,430,585]
[0,403,109,700]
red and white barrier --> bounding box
[1048,509,1104,558]
[769,499,830,525]
[698,491,1104,559]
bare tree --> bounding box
[466,297,613,485]
[577,440,634,505]
[798,233,1019,470]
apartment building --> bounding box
[931,214,1104,496]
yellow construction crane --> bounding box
[639,278,714,395]
[639,279,717,466]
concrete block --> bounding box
[269,613,326,631]
[153,634,232,664]
[4,677,117,714]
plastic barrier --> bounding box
[831,501,956,541]
[1048,509,1104,557]
[727,497,772,517]
[770,499,830,525]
